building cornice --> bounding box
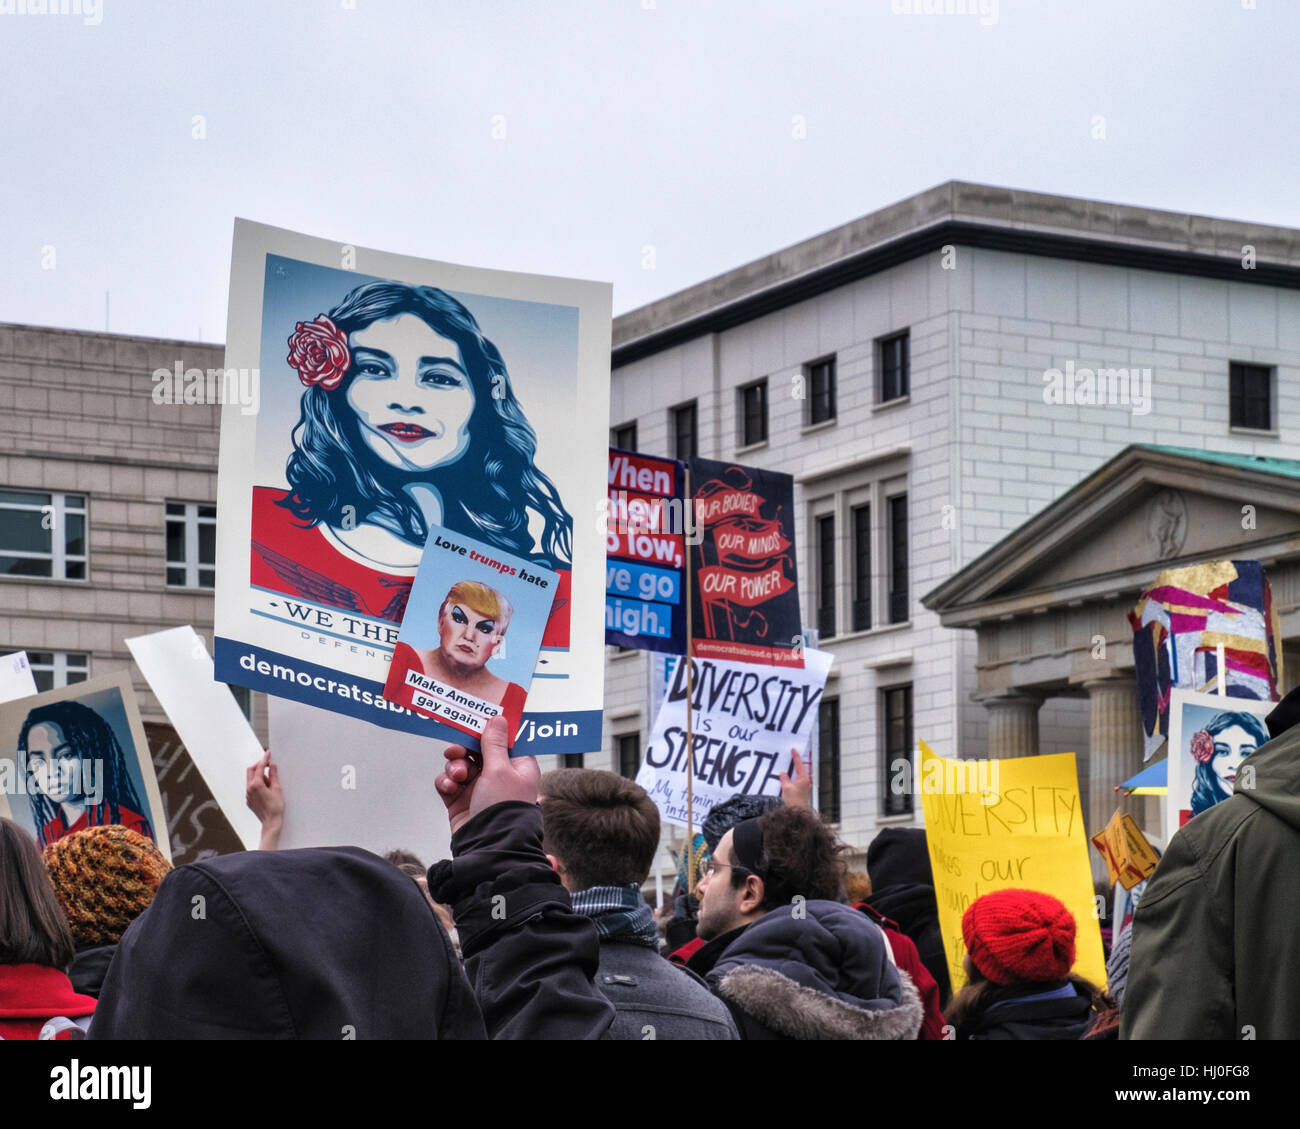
[613,181,1300,368]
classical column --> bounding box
[1082,676,1145,876]
[974,690,1043,759]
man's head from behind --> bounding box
[696,805,847,941]
[539,769,659,893]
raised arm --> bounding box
[428,717,614,1039]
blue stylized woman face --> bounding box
[1210,723,1258,790]
[25,721,82,804]
[345,314,477,473]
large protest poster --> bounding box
[688,457,802,668]
[917,740,1106,991]
[605,448,688,653]
[214,220,611,754]
[384,525,557,748]
[636,649,831,828]
[125,626,263,850]
[0,673,171,862]
[1165,688,1272,842]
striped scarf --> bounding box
[570,884,659,949]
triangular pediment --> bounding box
[924,445,1300,624]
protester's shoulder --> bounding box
[1141,798,1262,905]
[595,942,738,1038]
[598,941,721,996]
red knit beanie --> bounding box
[961,888,1077,986]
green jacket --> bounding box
[1121,722,1300,1040]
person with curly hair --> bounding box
[687,805,923,1039]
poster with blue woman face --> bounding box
[0,672,170,862]
[214,221,611,753]
[1165,688,1274,841]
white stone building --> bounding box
[596,180,1300,864]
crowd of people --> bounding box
[5,686,1300,1040]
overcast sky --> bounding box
[2,0,1298,343]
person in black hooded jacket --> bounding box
[864,826,951,1005]
[89,716,615,1040]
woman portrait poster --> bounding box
[0,675,170,862]
[1165,688,1275,838]
[215,222,611,750]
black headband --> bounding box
[731,817,766,874]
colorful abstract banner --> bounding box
[1129,559,1281,761]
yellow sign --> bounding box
[1090,810,1159,891]
[917,740,1107,992]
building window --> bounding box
[25,650,90,693]
[0,491,87,580]
[671,401,697,461]
[817,698,841,822]
[617,732,641,779]
[229,684,253,723]
[881,684,913,817]
[166,502,216,588]
[816,514,836,639]
[888,494,908,623]
[1229,363,1272,431]
[611,421,638,451]
[807,357,837,425]
[851,504,871,632]
[561,753,585,769]
[739,380,767,447]
[878,331,909,403]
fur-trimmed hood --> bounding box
[706,900,924,1040]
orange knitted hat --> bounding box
[43,825,171,948]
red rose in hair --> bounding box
[1190,729,1215,764]
[286,315,350,390]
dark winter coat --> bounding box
[89,802,614,1040]
[688,900,923,1040]
[68,945,116,1000]
[856,903,945,1040]
[594,941,738,1040]
[955,981,1097,1040]
[1122,714,1300,1040]
[866,827,951,1004]
[429,801,615,1039]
